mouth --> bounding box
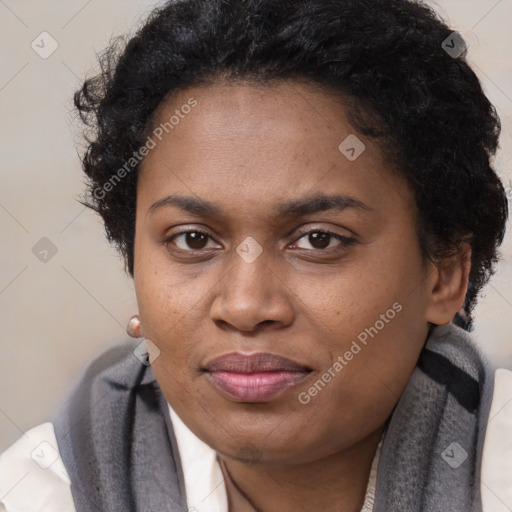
[203,352,312,402]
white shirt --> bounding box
[1,369,511,511]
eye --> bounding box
[166,230,220,251]
[292,229,354,252]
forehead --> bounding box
[137,80,413,218]
[150,79,355,140]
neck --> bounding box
[221,425,384,512]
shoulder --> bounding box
[0,341,149,512]
[0,422,75,511]
[481,367,512,511]
[430,324,512,510]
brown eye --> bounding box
[185,232,208,249]
[294,230,352,251]
[168,230,217,251]
[307,231,330,249]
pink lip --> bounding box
[204,352,311,402]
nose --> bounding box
[209,245,295,333]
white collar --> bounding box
[168,405,228,512]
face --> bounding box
[133,80,436,465]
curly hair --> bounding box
[75,0,508,329]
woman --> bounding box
[1,0,510,510]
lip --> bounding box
[204,352,312,402]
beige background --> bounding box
[0,0,511,453]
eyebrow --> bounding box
[147,193,371,219]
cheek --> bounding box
[135,269,208,365]
[289,261,415,346]
[134,231,204,323]
[290,261,429,426]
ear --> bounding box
[425,243,472,326]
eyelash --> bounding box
[163,227,355,255]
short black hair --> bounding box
[75,0,508,329]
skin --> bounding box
[133,80,470,512]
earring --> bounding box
[126,314,143,338]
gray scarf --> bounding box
[52,323,495,511]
